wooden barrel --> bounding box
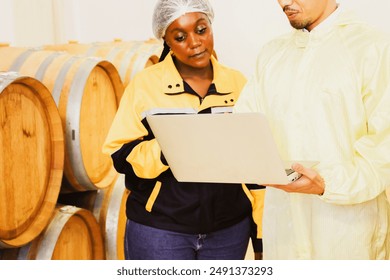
[96,174,129,260]
[44,39,162,87]
[0,47,124,192]
[0,72,64,248]
[57,174,129,259]
[0,205,104,259]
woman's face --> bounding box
[164,12,214,70]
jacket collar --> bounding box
[161,53,232,95]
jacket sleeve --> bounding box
[102,79,169,182]
[242,184,266,249]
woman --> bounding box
[103,0,263,260]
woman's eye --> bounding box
[175,35,186,42]
[197,27,207,34]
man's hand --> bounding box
[268,163,325,195]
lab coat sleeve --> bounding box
[233,57,264,114]
[319,42,390,205]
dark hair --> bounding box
[159,41,171,62]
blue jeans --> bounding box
[124,217,251,260]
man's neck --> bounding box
[306,3,340,32]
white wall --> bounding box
[0,0,389,77]
[0,0,15,44]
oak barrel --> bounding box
[57,174,129,259]
[44,39,162,87]
[0,205,104,259]
[0,47,124,192]
[96,174,129,260]
[0,72,64,248]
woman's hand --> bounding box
[268,163,325,195]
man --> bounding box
[234,0,390,259]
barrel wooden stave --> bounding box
[0,205,104,260]
[0,73,64,248]
[44,40,163,87]
[0,47,123,192]
[57,175,128,259]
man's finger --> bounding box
[292,162,317,180]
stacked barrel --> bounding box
[44,39,162,88]
[0,72,64,251]
[0,39,161,260]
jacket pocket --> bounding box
[145,181,162,212]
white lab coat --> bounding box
[234,8,390,259]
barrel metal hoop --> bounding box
[66,58,101,190]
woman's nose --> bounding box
[188,33,201,48]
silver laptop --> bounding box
[147,112,315,185]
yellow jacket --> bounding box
[103,53,264,248]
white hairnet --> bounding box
[152,0,214,39]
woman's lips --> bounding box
[190,51,206,58]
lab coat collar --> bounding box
[293,5,363,47]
